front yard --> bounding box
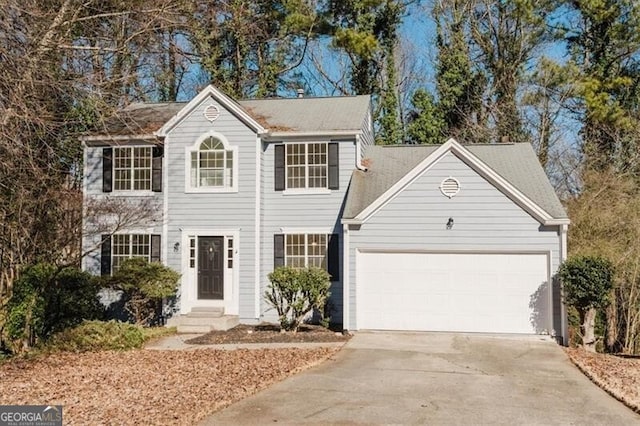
[567,348,640,413]
[0,347,338,425]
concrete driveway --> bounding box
[203,332,640,425]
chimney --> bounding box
[500,135,510,143]
[297,88,304,98]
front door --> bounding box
[198,236,224,299]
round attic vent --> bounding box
[440,177,460,198]
[204,104,220,122]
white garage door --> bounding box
[357,252,549,334]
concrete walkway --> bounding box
[144,332,345,351]
[202,332,640,425]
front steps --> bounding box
[166,307,239,333]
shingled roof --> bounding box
[86,95,370,138]
[343,142,567,221]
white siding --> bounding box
[260,139,357,323]
[165,97,258,320]
[82,145,163,274]
[348,151,562,335]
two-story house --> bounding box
[82,85,570,344]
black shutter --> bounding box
[274,144,285,191]
[328,142,339,190]
[327,234,339,281]
[100,234,111,276]
[103,148,113,193]
[152,146,163,192]
[150,234,161,262]
[274,234,285,268]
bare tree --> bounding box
[0,0,185,298]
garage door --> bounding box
[357,252,549,334]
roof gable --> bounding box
[343,139,568,226]
[82,88,371,141]
[156,85,265,137]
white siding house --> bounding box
[81,85,569,344]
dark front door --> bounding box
[198,236,224,299]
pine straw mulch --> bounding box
[185,323,352,345]
[566,348,640,413]
[0,347,338,425]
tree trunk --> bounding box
[582,307,598,352]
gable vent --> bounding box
[204,104,220,122]
[440,177,460,198]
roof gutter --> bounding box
[80,134,160,144]
[262,130,362,140]
[341,218,361,225]
[544,218,571,226]
[343,217,569,227]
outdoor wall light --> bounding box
[446,217,454,230]
[174,242,180,252]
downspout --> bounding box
[560,223,569,346]
[255,134,262,321]
[343,224,350,331]
[355,134,368,171]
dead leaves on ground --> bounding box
[186,323,350,345]
[0,347,338,425]
[567,348,640,413]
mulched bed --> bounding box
[185,323,351,345]
[566,347,640,413]
[0,347,338,425]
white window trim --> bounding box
[111,233,152,273]
[112,146,154,195]
[284,142,329,191]
[283,232,329,269]
[185,131,239,193]
[282,188,332,195]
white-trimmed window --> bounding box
[286,143,327,189]
[187,133,238,192]
[111,234,150,271]
[285,234,327,268]
[113,147,152,191]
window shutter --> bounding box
[328,142,339,190]
[100,234,111,276]
[151,234,161,262]
[103,148,113,193]
[327,233,339,281]
[274,144,285,191]
[274,234,285,268]
[152,146,163,192]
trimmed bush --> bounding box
[46,320,146,352]
[103,258,179,326]
[265,266,331,332]
[1,264,102,354]
[559,255,614,351]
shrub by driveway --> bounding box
[0,347,337,425]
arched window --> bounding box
[187,133,237,192]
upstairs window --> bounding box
[286,143,327,189]
[114,147,152,191]
[187,133,237,192]
[102,146,162,193]
[274,142,339,191]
